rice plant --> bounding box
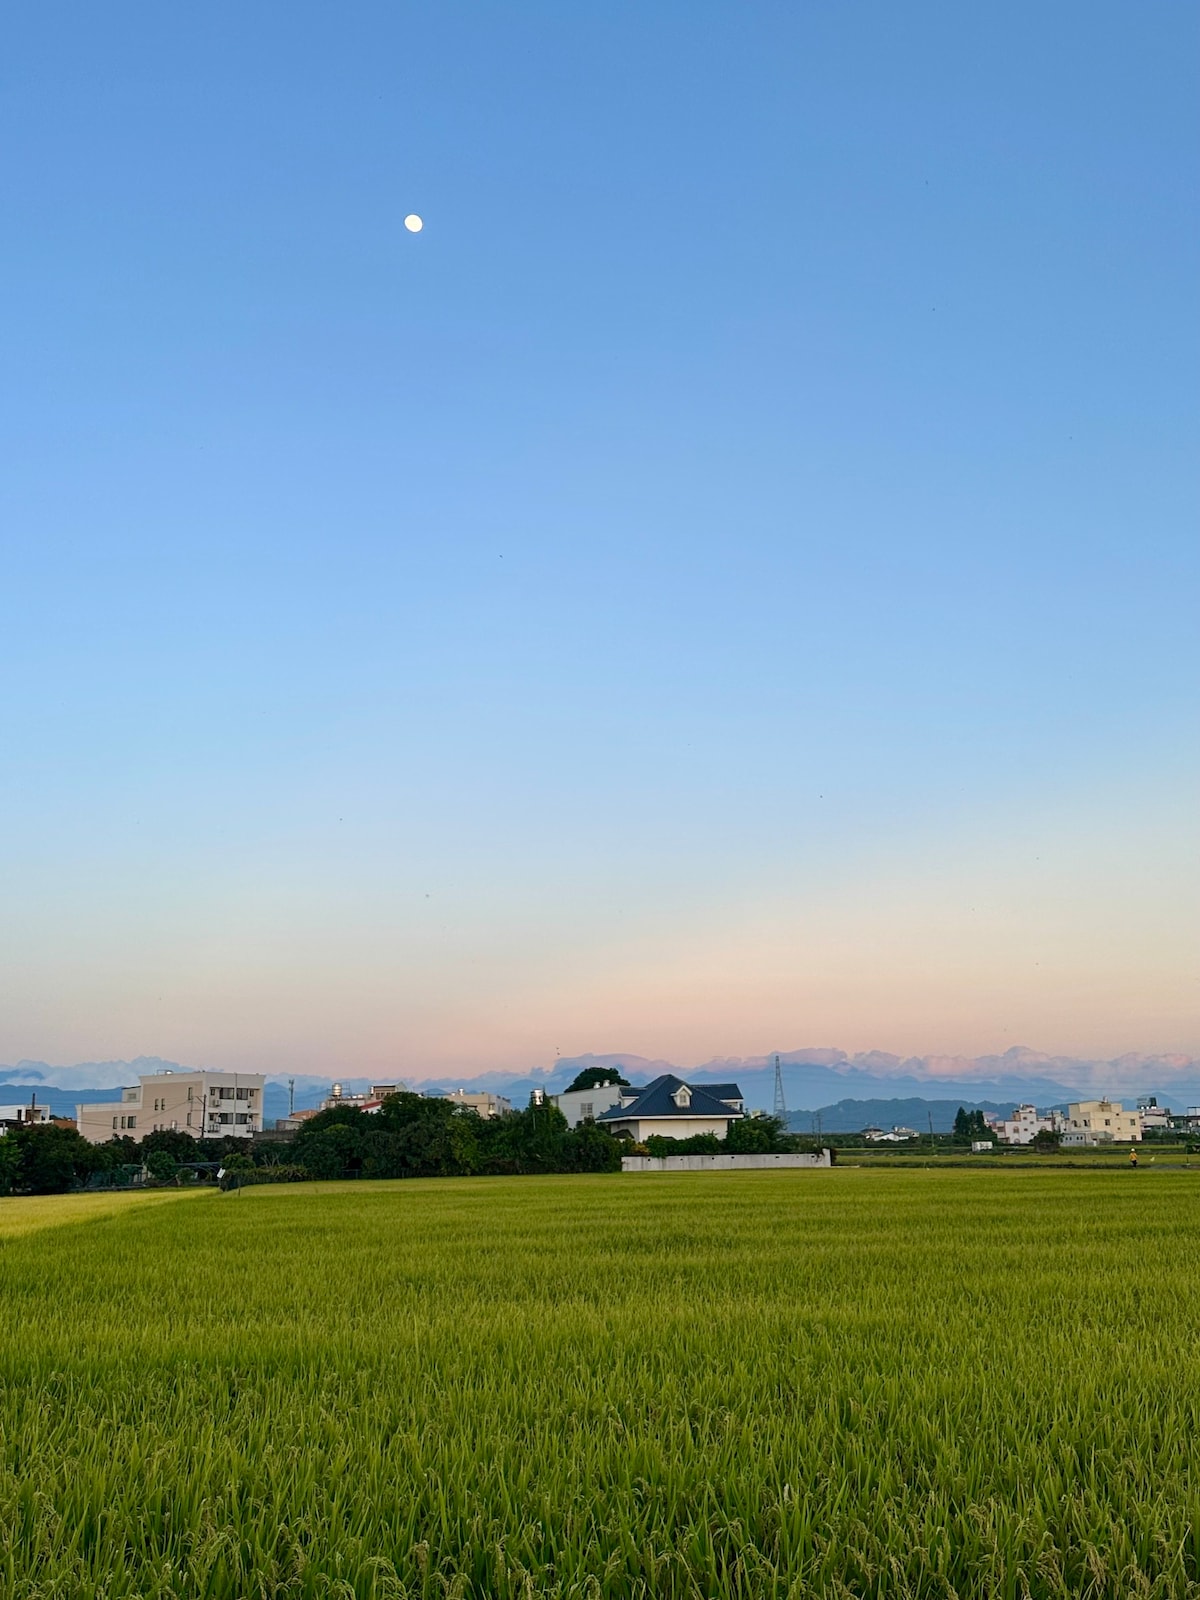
[1,1170,1197,1598]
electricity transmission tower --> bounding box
[773,1054,787,1121]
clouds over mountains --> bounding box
[4,1045,1199,1116]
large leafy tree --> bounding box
[724,1114,786,1155]
[564,1066,630,1093]
[9,1124,97,1194]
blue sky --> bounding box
[2,2,1197,1078]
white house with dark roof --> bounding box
[597,1075,744,1142]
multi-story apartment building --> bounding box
[76,1069,265,1144]
[1061,1098,1141,1147]
[991,1104,1058,1145]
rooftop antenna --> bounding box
[773,1054,787,1122]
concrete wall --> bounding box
[622,1151,832,1173]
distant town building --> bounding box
[76,1069,265,1144]
[989,1104,1056,1145]
[862,1125,919,1143]
[1061,1098,1142,1147]
[437,1089,512,1118]
[597,1076,744,1142]
[0,1101,52,1131]
[1137,1096,1171,1132]
[321,1082,410,1112]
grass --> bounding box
[1,1169,1197,1598]
[0,1186,202,1240]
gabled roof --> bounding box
[700,1082,744,1105]
[597,1074,743,1123]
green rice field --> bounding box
[2,1169,1198,1599]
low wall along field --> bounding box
[1,1169,1198,1598]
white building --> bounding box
[1061,1098,1142,1147]
[1137,1097,1170,1132]
[0,1102,52,1129]
[76,1069,265,1144]
[323,1082,410,1112]
[863,1125,919,1143]
[992,1104,1056,1145]
[551,1082,633,1128]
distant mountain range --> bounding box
[789,1098,1044,1135]
[3,1045,1198,1126]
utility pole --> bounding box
[928,1111,936,1153]
[288,1078,295,1117]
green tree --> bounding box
[11,1124,94,1194]
[561,1120,623,1172]
[953,1108,990,1143]
[144,1149,179,1182]
[296,1123,364,1181]
[141,1128,201,1164]
[724,1114,786,1155]
[564,1066,631,1093]
[370,1094,482,1177]
[645,1132,721,1157]
[1031,1128,1060,1152]
[0,1136,20,1196]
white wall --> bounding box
[622,1152,831,1172]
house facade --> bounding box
[990,1104,1057,1145]
[1061,1098,1142,1146]
[596,1076,744,1142]
[76,1069,266,1144]
[552,1083,635,1128]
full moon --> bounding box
[404,214,424,233]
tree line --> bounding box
[0,1092,813,1197]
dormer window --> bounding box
[672,1085,692,1109]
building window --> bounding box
[187,1086,193,1102]
[581,1102,593,1118]
[112,1117,118,1130]
[186,1112,192,1127]
[127,1116,136,1129]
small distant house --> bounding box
[863,1125,918,1143]
[0,1102,52,1131]
[597,1076,744,1142]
